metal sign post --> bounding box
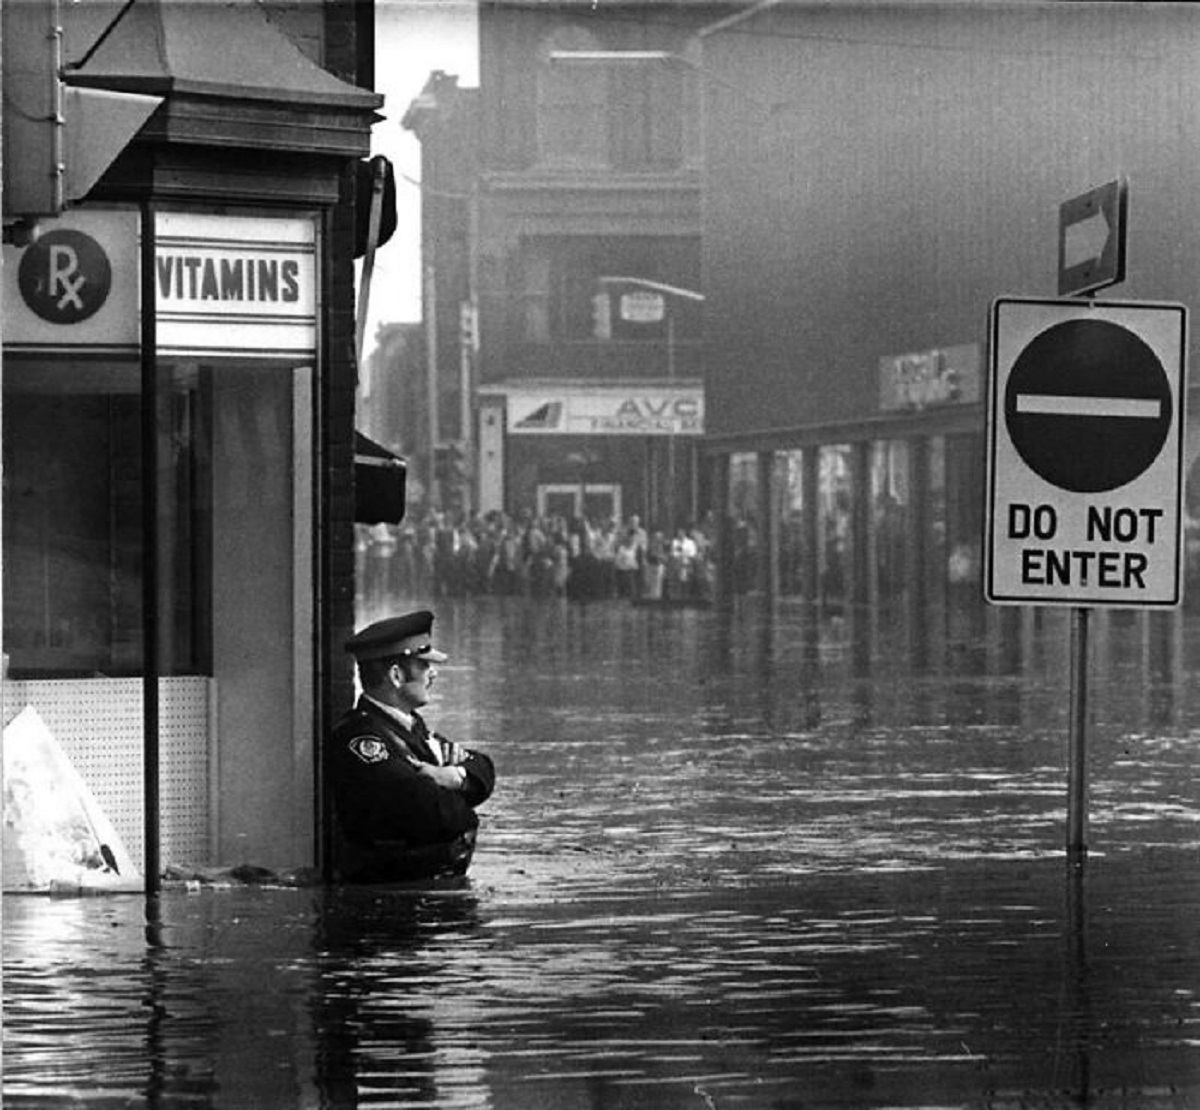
[1067,606,1089,859]
[985,293,1187,860]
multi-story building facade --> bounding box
[1,0,381,884]
[410,2,734,531]
[403,70,479,512]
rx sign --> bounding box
[985,297,1187,608]
[17,228,112,323]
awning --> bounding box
[62,0,382,109]
[60,0,381,161]
[355,433,407,526]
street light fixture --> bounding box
[597,276,704,531]
[548,50,674,64]
[598,276,705,303]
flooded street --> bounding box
[5,596,1200,1108]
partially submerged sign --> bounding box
[985,296,1187,608]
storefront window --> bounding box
[927,435,948,617]
[871,439,910,604]
[728,452,759,593]
[818,445,852,614]
[2,356,312,680]
[776,449,806,596]
[944,432,983,598]
[3,358,147,677]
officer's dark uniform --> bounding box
[329,612,495,882]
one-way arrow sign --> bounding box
[1058,179,1127,296]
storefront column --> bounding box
[757,450,778,602]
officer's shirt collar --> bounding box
[362,694,442,764]
[363,693,414,731]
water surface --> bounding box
[5,598,1200,1107]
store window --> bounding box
[926,435,948,617]
[519,235,702,344]
[818,445,853,614]
[1,357,309,682]
[871,439,910,604]
[3,358,147,677]
[728,451,760,593]
[776,449,807,597]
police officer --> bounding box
[329,610,495,882]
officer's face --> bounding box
[393,656,436,709]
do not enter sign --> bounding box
[986,297,1188,608]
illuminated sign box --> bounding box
[155,212,316,358]
[506,385,705,436]
[879,343,981,412]
[3,208,317,359]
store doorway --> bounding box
[537,483,622,524]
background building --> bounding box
[700,3,1200,636]
[402,70,480,514]
[409,2,734,531]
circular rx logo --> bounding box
[1004,318,1172,494]
[18,229,112,324]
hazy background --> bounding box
[362,0,479,346]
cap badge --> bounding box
[349,736,389,764]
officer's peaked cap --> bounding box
[345,610,448,663]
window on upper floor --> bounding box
[537,27,608,168]
[518,236,702,345]
[536,25,691,171]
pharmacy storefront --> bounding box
[3,207,321,882]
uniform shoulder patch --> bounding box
[348,735,390,764]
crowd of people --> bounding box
[360,509,718,604]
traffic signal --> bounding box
[434,441,469,482]
[591,291,612,340]
[460,300,479,352]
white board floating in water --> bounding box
[3,705,142,893]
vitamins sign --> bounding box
[985,297,1187,608]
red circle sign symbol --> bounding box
[17,229,113,324]
[1003,318,1171,494]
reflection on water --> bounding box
[5,597,1200,1107]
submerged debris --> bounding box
[162,863,321,888]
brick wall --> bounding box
[321,0,369,725]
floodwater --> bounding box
[5,595,1200,1108]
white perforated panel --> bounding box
[2,677,213,870]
